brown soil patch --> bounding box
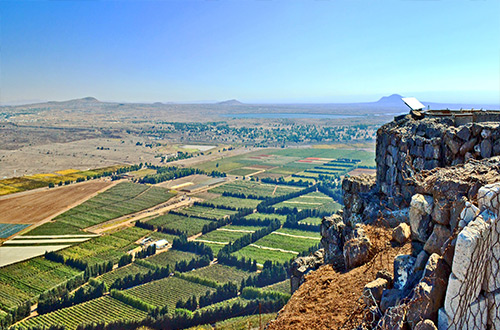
[0,180,113,224]
[347,168,376,176]
[245,164,275,170]
[267,224,411,330]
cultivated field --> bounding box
[146,213,212,237]
[101,263,153,286]
[232,245,297,264]
[0,180,113,225]
[144,249,198,269]
[187,264,253,285]
[125,276,214,311]
[209,180,300,198]
[176,205,238,220]
[27,182,174,235]
[274,191,341,212]
[19,296,147,330]
[0,257,81,310]
[56,227,150,266]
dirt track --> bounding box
[0,180,114,225]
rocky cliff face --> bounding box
[278,110,500,330]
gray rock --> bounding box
[424,143,440,160]
[409,194,434,242]
[363,278,388,307]
[414,320,437,330]
[392,223,411,244]
[431,199,450,225]
[414,250,430,272]
[394,254,416,290]
[413,157,425,171]
[459,138,477,155]
[481,139,492,158]
[423,224,451,256]
[481,128,492,139]
[343,236,373,269]
[290,249,324,293]
[380,288,403,313]
[445,136,460,155]
[320,215,345,269]
[376,269,394,287]
[457,126,471,141]
[424,159,440,170]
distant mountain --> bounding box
[375,94,405,105]
[217,99,244,105]
[47,97,100,105]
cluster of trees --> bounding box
[217,253,258,272]
[283,221,319,232]
[172,236,214,260]
[174,255,211,272]
[109,264,171,290]
[256,185,316,214]
[135,220,187,236]
[177,282,238,311]
[162,151,192,163]
[118,254,133,267]
[45,251,113,277]
[136,244,156,259]
[193,201,237,211]
[240,261,289,288]
[141,121,376,147]
[50,164,143,188]
[318,182,343,204]
[221,191,266,200]
[139,166,225,184]
[201,208,253,234]
[261,177,311,187]
[285,208,329,223]
[240,287,290,301]
[38,281,107,314]
[0,301,31,329]
[231,217,276,227]
[110,290,160,315]
[217,220,280,256]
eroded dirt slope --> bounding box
[267,225,410,330]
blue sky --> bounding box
[0,0,499,105]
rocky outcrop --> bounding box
[318,112,500,329]
[290,249,324,293]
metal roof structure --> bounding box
[402,97,426,111]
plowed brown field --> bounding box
[0,180,114,224]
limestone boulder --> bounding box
[452,215,489,282]
[376,269,393,287]
[477,183,500,215]
[363,278,388,307]
[410,194,434,243]
[392,223,411,244]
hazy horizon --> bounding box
[1,0,499,105]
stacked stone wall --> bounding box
[376,115,500,210]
